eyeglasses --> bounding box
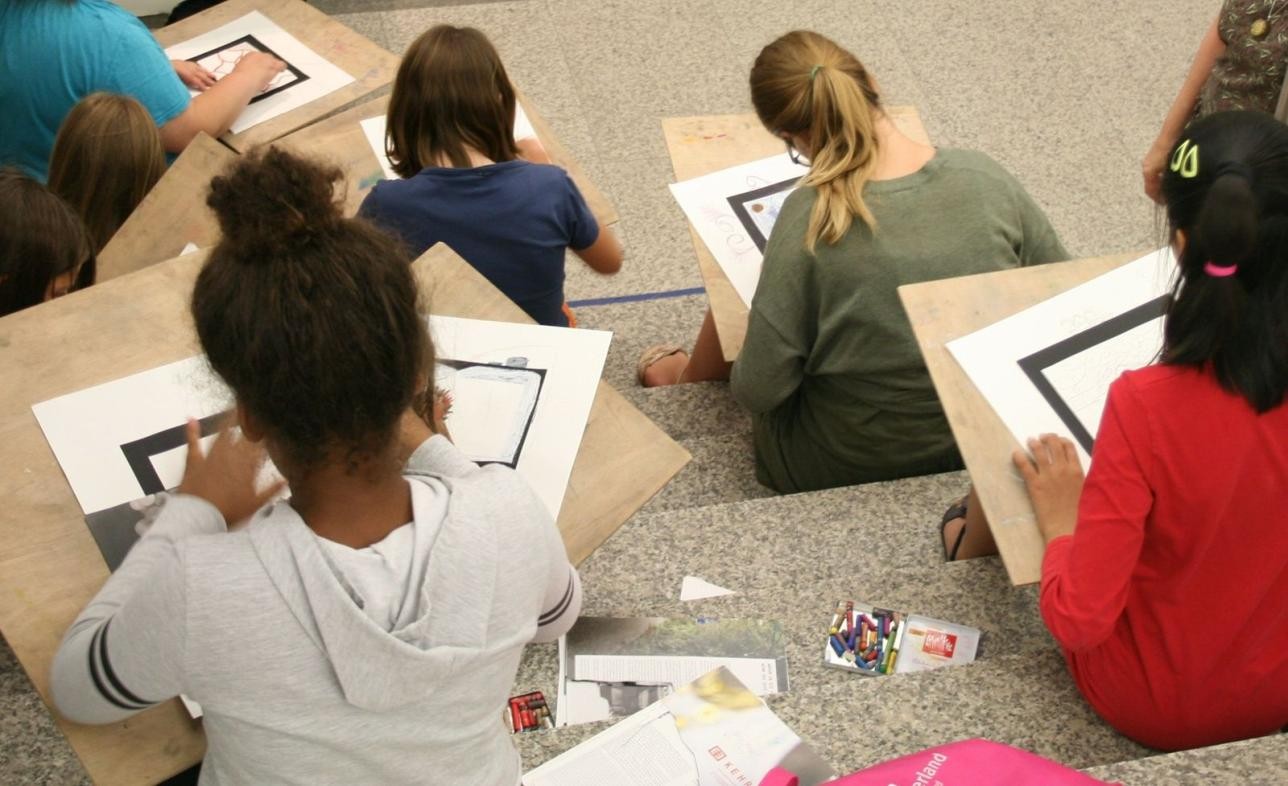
[785,139,810,167]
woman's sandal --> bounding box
[940,496,969,561]
[636,344,687,386]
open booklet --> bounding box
[556,617,789,727]
[524,666,834,786]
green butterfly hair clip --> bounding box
[1170,139,1200,178]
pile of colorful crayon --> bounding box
[828,601,906,675]
[507,691,555,733]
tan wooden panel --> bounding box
[153,0,397,152]
[0,244,684,783]
[276,92,620,227]
[96,133,235,281]
[662,106,931,361]
[272,94,389,216]
[898,252,1140,585]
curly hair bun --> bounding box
[206,146,344,259]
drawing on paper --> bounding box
[727,177,799,252]
[1017,295,1169,453]
[187,35,308,103]
[435,359,545,468]
[84,494,170,572]
[119,412,226,496]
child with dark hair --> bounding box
[1016,110,1288,751]
[0,168,94,316]
[358,24,622,327]
[50,148,581,784]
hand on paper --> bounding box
[232,51,288,92]
[177,419,284,526]
[172,59,217,91]
[1012,434,1084,544]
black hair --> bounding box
[0,167,95,316]
[192,147,431,474]
[1160,110,1288,412]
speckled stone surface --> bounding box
[1085,733,1288,784]
[0,636,89,786]
[9,0,1288,783]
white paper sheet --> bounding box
[678,576,736,601]
[33,316,609,521]
[164,11,355,135]
[669,153,809,306]
[946,248,1175,466]
[359,105,541,182]
[527,667,830,786]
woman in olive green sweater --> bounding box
[643,30,1068,503]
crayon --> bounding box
[830,602,845,633]
[847,627,858,652]
[845,601,855,635]
[830,634,847,656]
[509,702,522,733]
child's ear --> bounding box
[236,403,267,443]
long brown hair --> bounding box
[385,25,520,176]
[750,31,883,252]
[194,147,432,475]
[48,92,165,252]
[0,168,94,315]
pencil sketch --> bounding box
[187,35,308,104]
[1017,296,1169,452]
[727,177,798,252]
[435,359,545,468]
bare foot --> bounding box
[642,350,689,387]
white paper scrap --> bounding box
[679,575,736,601]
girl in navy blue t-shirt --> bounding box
[359,25,621,327]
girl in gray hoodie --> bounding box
[50,147,581,785]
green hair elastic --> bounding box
[809,64,822,81]
[1170,139,1200,179]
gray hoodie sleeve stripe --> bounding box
[537,568,575,626]
[87,622,150,711]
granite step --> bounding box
[640,431,774,513]
[583,470,972,595]
[1084,733,1288,784]
[615,380,749,444]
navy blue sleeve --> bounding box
[559,171,599,251]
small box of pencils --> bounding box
[507,690,555,733]
[822,600,980,676]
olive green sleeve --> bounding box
[729,195,815,414]
[1011,179,1070,266]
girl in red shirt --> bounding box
[1017,110,1288,751]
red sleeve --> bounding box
[1040,376,1155,651]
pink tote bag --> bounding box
[761,739,1116,786]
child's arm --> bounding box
[1017,382,1152,652]
[1143,15,1226,202]
[50,423,280,723]
[158,53,287,152]
[572,223,623,275]
[529,500,582,643]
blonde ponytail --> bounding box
[750,31,883,252]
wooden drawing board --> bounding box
[898,252,1140,585]
[276,92,619,227]
[153,0,397,152]
[662,106,931,361]
[96,133,234,282]
[0,245,685,783]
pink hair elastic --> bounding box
[1203,261,1239,278]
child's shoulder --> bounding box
[933,148,1016,185]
